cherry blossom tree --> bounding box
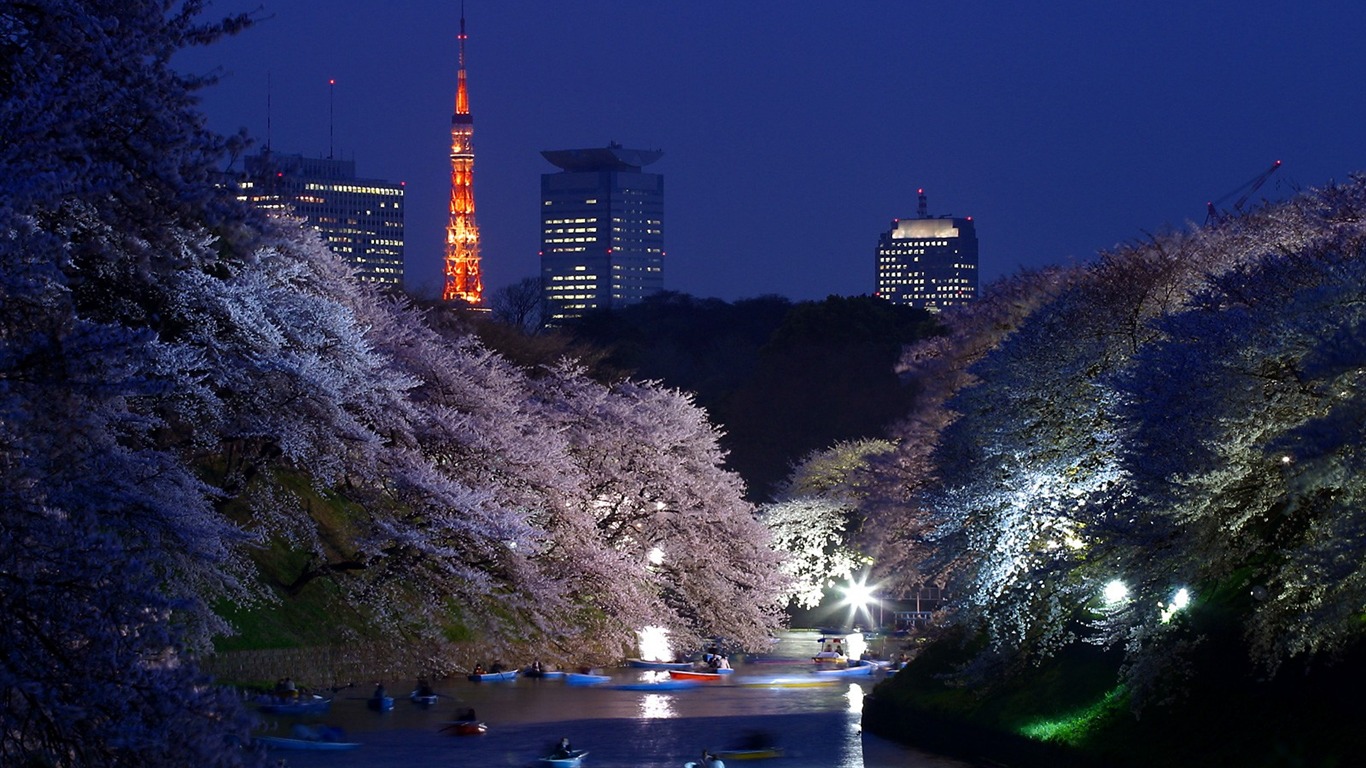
[533,367,788,652]
[761,440,893,608]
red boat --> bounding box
[440,720,488,735]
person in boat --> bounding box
[472,662,486,676]
[551,736,574,759]
[490,661,505,673]
[457,707,477,722]
[274,677,297,699]
[700,749,726,768]
[415,678,435,697]
[530,659,544,674]
[372,682,387,700]
[715,654,731,670]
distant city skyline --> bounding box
[174,1,1366,302]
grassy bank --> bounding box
[863,628,1366,767]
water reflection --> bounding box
[639,692,674,720]
[845,682,865,714]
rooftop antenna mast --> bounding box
[917,188,928,218]
[327,78,336,159]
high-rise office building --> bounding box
[443,10,482,305]
[540,143,664,322]
[875,189,978,311]
[238,151,405,286]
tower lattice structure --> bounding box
[442,11,482,304]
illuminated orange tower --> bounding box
[443,9,482,304]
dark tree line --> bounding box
[548,291,943,500]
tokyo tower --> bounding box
[442,8,482,304]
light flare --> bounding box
[636,626,672,662]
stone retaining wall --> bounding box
[202,637,631,690]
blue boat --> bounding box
[564,672,611,686]
[611,679,698,691]
[409,690,439,706]
[468,668,519,682]
[540,748,588,766]
[366,695,394,712]
[255,694,331,715]
[257,724,358,750]
[255,735,360,750]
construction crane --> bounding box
[1205,160,1282,224]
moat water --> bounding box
[252,630,975,768]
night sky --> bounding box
[175,1,1366,302]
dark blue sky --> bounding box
[176,1,1366,302]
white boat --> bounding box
[811,635,848,665]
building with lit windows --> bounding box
[540,143,664,322]
[238,151,405,287]
[875,190,977,311]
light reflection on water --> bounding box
[639,692,674,720]
[252,631,972,768]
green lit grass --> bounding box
[1017,684,1127,745]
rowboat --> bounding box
[255,735,360,750]
[714,747,785,760]
[668,669,728,681]
[256,724,357,750]
[409,690,439,706]
[366,695,394,712]
[612,679,698,691]
[540,749,588,766]
[735,676,837,688]
[255,694,331,715]
[564,672,611,686]
[626,658,693,670]
[440,720,488,735]
[468,668,518,682]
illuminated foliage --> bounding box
[873,179,1366,696]
[761,440,892,608]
